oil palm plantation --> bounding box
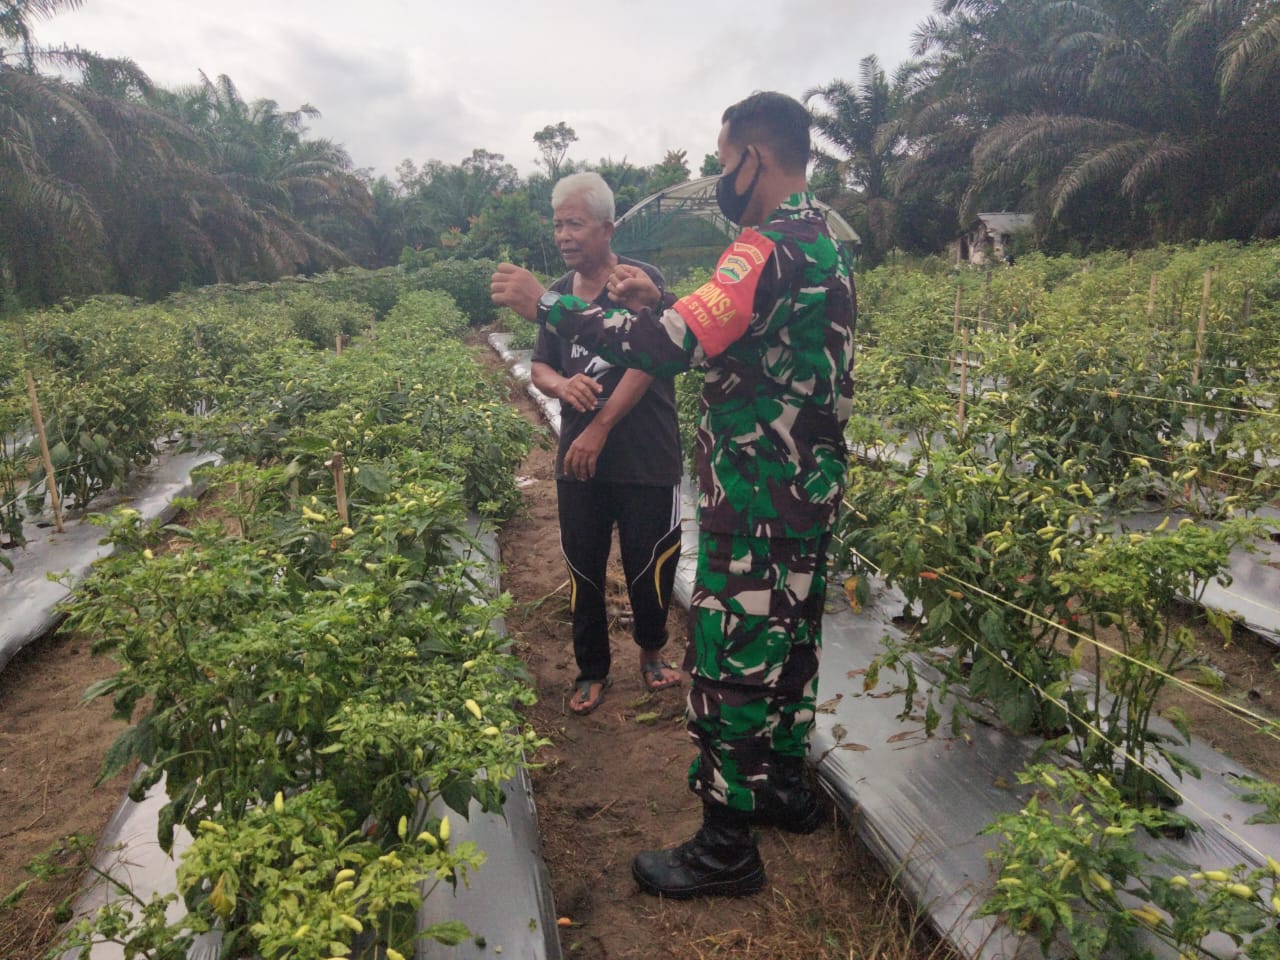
[1,0,109,305]
[899,0,1280,246]
[150,73,371,279]
[3,2,376,308]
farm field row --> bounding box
[840,243,1280,958]
[3,240,1279,960]
[2,268,540,959]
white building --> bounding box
[952,213,1035,265]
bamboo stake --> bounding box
[325,451,348,524]
[957,328,969,435]
[1192,269,1211,386]
[24,369,64,533]
[951,285,962,373]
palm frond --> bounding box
[1,68,117,162]
[970,112,1128,169]
[1050,137,1149,215]
[911,15,954,56]
[4,166,104,238]
[1213,166,1280,236]
[1116,136,1195,196]
[1043,1,1114,33]
[1218,6,1280,97]
[1053,29,1109,57]
[1168,0,1252,61]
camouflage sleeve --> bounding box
[542,294,704,379]
[542,231,796,370]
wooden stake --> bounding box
[1192,269,1211,386]
[1147,273,1158,318]
[951,285,962,373]
[335,334,344,357]
[325,451,348,524]
[24,369,64,533]
[957,328,969,434]
[1242,288,1253,329]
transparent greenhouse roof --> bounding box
[613,175,860,275]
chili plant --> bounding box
[67,499,541,853]
[982,764,1280,960]
[1046,514,1267,803]
[840,443,1100,738]
[57,784,481,960]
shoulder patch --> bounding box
[672,229,774,358]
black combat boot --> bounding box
[749,757,823,834]
[632,803,765,899]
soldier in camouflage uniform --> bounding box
[491,90,856,899]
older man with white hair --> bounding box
[529,172,684,716]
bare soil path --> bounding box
[489,347,956,960]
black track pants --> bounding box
[556,480,682,683]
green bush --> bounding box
[309,266,402,319]
[283,291,369,347]
[406,258,500,326]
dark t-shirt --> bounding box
[531,256,682,485]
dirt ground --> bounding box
[1154,610,1280,785]
[0,629,132,957]
[1,339,1277,959]
[495,373,955,960]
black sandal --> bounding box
[570,678,611,715]
[640,660,682,692]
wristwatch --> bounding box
[536,290,561,323]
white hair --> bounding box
[551,172,615,223]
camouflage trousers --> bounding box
[683,531,830,812]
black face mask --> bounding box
[715,148,762,226]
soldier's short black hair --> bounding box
[721,91,810,173]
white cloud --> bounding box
[37,0,936,178]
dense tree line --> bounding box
[808,0,1280,264]
[0,1,695,306]
[4,0,1277,306]
[2,1,373,306]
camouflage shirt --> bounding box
[540,191,856,539]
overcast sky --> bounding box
[38,1,938,181]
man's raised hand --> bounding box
[607,264,662,312]
[490,263,545,321]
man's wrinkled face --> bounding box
[553,195,613,271]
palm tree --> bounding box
[912,0,1280,245]
[2,2,122,305]
[806,56,909,263]
[0,0,82,67]
[399,148,519,242]
[151,73,369,277]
